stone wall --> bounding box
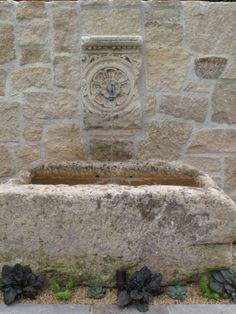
[0,0,236,201]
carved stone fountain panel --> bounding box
[81,36,142,130]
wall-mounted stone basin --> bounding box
[0,160,236,285]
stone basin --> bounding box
[0,160,236,285]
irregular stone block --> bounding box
[146,47,190,91]
[23,122,43,142]
[138,121,192,161]
[90,139,133,161]
[224,157,236,191]
[183,80,213,93]
[1,160,236,285]
[182,157,221,173]
[143,92,156,116]
[194,57,227,79]
[54,56,80,91]
[11,67,52,92]
[184,2,236,54]
[16,22,48,46]
[212,82,236,124]
[20,48,50,65]
[23,92,80,119]
[81,9,141,35]
[44,123,86,161]
[188,129,236,153]
[144,7,182,24]
[159,95,208,122]
[0,145,12,177]
[222,60,236,79]
[0,9,14,21]
[53,8,79,53]
[15,144,40,171]
[0,69,6,96]
[0,102,19,142]
[0,25,15,64]
[16,2,47,20]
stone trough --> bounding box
[0,160,236,285]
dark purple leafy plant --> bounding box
[0,264,45,305]
[117,266,162,312]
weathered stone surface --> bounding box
[80,0,108,4]
[0,145,12,177]
[0,102,19,142]
[194,57,227,79]
[0,9,14,21]
[143,92,156,116]
[188,129,236,153]
[23,92,80,119]
[81,9,141,35]
[44,123,86,161]
[138,121,193,161]
[0,24,15,64]
[15,145,40,171]
[146,48,190,91]
[11,67,52,92]
[224,157,236,191]
[144,7,181,24]
[16,2,47,20]
[222,60,236,79]
[20,48,50,65]
[145,19,183,46]
[184,2,236,54]
[23,122,43,142]
[212,82,236,124]
[16,22,48,46]
[53,9,78,53]
[54,56,80,91]
[183,80,213,93]
[90,139,133,161]
[0,69,6,96]
[1,160,236,285]
[159,95,208,122]
[182,157,221,173]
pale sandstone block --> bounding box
[138,120,193,161]
[0,102,19,142]
[16,22,49,46]
[144,7,182,23]
[222,60,236,79]
[15,144,40,171]
[44,123,86,161]
[0,24,15,64]
[16,2,47,20]
[0,9,14,21]
[143,92,156,116]
[146,47,190,91]
[20,48,50,65]
[0,69,6,96]
[0,145,12,177]
[183,80,213,93]
[225,157,236,191]
[23,122,43,141]
[182,157,221,173]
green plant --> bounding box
[50,280,73,301]
[199,274,220,300]
[167,285,186,300]
[117,266,162,313]
[0,264,45,305]
[87,286,106,299]
[208,270,236,302]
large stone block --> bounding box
[23,92,80,119]
[138,121,193,161]
[0,102,19,142]
[182,157,221,173]
[15,144,40,171]
[188,129,236,153]
[146,47,190,91]
[1,160,236,285]
[159,95,208,122]
[81,9,141,35]
[0,8,14,22]
[16,2,47,20]
[44,123,86,161]
[194,57,227,79]
[0,145,12,177]
[0,24,15,64]
[16,22,48,46]
[224,157,236,191]
[11,67,52,92]
[212,82,236,124]
[184,2,236,54]
[54,56,80,91]
[0,69,6,96]
[20,48,50,65]
[222,60,236,79]
[53,8,79,53]
[23,122,43,142]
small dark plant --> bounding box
[117,266,162,312]
[229,266,236,278]
[199,274,220,300]
[167,285,186,300]
[208,270,236,302]
[87,286,106,299]
[0,264,45,305]
[50,280,73,301]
